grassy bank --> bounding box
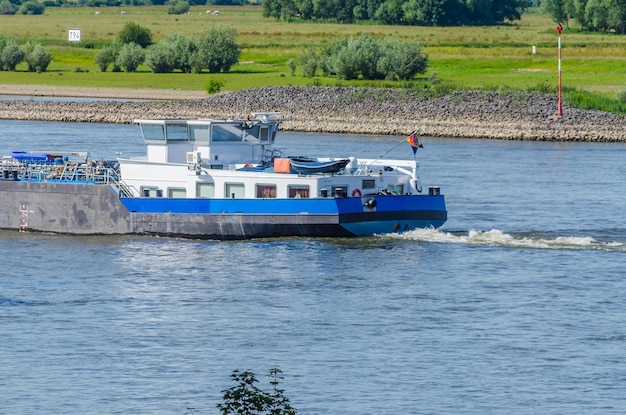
[1,6,625,111]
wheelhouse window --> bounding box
[256,184,277,198]
[288,185,309,198]
[165,123,188,141]
[212,124,243,142]
[189,125,209,142]
[141,124,165,141]
[168,187,187,198]
[197,182,215,198]
[225,183,245,198]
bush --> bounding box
[191,25,240,73]
[165,33,195,73]
[320,34,428,81]
[167,0,190,14]
[145,33,196,73]
[299,47,318,78]
[94,45,118,72]
[145,42,176,73]
[118,21,153,48]
[376,38,427,81]
[1,40,25,70]
[205,78,224,94]
[0,0,17,15]
[17,0,45,14]
[286,58,296,76]
[24,42,51,72]
[115,42,144,72]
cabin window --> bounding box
[166,124,188,141]
[141,124,165,141]
[141,186,159,197]
[225,183,245,198]
[190,125,209,142]
[332,186,348,198]
[386,184,404,195]
[362,179,376,190]
[197,182,215,198]
[168,187,187,198]
[259,127,270,143]
[212,124,243,142]
[256,184,277,198]
[288,185,309,198]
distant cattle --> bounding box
[120,11,126,15]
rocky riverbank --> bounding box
[2,85,626,141]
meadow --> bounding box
[1,6,625,102]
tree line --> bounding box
[0,0,246,11]
[544,0,626,33]
[262,0,528,25]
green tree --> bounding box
[377,37,428,80]
[299,46,319,77]
[17,0,44,14]
[164,32,195,73]
[286,58,296,76]
[191,26,240,73]
[145,41,175,73]
[94,45,118,72]
[118,21,153,48]
[24,42,51,72]
[167,0,190,14]
[262,0,282,20]
[569,0,589,29]
[543,0,569,25]
[607,0,626,33]
[0,39,25,70]
[0,0,17,14]
[115,42,144,72]
[585,0,609,31]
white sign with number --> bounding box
[68,29,81,43]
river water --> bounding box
[1,120,626,414]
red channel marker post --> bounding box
[556,25,563,117]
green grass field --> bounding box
[1,6,625,105]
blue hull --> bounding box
[121,194,447,238]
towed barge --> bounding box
[0,113,446,239]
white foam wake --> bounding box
[385,228,626,252]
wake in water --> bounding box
[386,228,626,252]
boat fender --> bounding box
[352,188,362,197]
[364,199,377,209]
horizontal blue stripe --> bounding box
[121,195,446,216]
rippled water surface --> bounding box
[1,120,626,414]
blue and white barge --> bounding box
[0,113,446,239]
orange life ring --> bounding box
[352,188,362,197]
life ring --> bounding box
[352,188,362,197]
